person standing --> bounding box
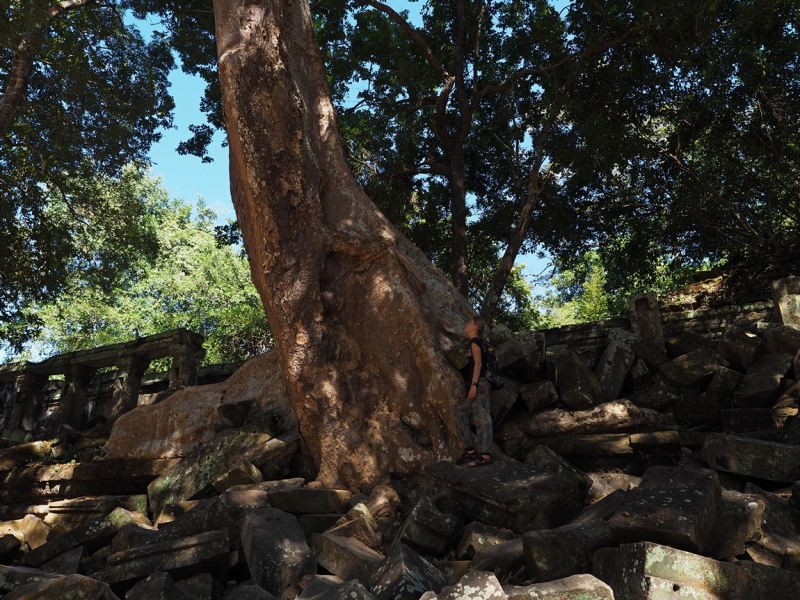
[455,316,493,467]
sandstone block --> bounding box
[393,497,458,556]
[0,534,19,563]
[494,339,535,370]
[241,508,314,598]
[269,488,352,514]
[704,489,765,560]
[570,489,627,525]
[454,522,515,560]
[105,506,151,530]
[595,341,635,402]
[469,538,524,583]
[125,571,195,600]
[490,378,520,426]
[213,459,263,493]
[701,434,800,483]
[658,348,729,389]
[504,574,614,600]
[40,545,87,575]
[585,473,640,505]
[0,565,60,595]
[175,572,225,600]
[0,514,49,550]
[523,445,593,495]
[772,276,800,329]
[520,380,559,413]
[717,325,762,372]
[23,516,115,567]
[730,352,794,408]
[2,573,119,600]
[523,521,614,582]
[665,331,715,358]
[627,358,650,390]
[628,293,666,364]
[299,514,343,538]
[704,367,743,409]
[721,408,775,431]
[742,483,800,567]
[626,379,679,410]
[327,510,381,550]
[225,584,278,600]
[312,533,383,585]
[421,571,506,600]
[674,388,720,426]
[555,352,604,410]
[609,466,720,553]
[370,544,447,600]
[424,461,585,533]
[299,578,376,600]
[763,324,800,354]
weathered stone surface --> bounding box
[0,565,61,594]
[0,533,21,562]
[241,508,314,598]
[424,461,584,533]
[743,483,800,567]
[327,508,381,549]
[772,276,800,329]
[674,388,720,425]
[300,579,376,600]
[494,339,535,370]
[701,433,800,483]
[504,574,614,600]
[226,477,305,494]
[469,538,524,582]
[312,533,383,584]
[594,541,800,600]
[103,351,296,461]
[454,522,515,560]
[555,352,604,410]
[704,489,765,560]
[570,489,627,526]
[523,445,592,495]
[609,466,720,553]
[523,521,614,582]
[717,325,762,372]
[363,485,401,542]
[23,516,115,567]
[705,367,743,410]
[225,584,279,600]
[0,514,49,549]
[213,459,263,493]
[520,381,559,413]
[0,440,55,471]
[585,473,640,504]
[43,494,147,526]
[595,341,635,402]
[665,331,716,358]
[269,488,351,514]
[628,293,667,365]
[105,506,151,530]
[627,358,650,390]
[125,571,195,600]
[423,571,506,600]
[370,544,447,600]
[39,545,87,575]
[106,529,229,584]
[147,429,299,515]
[626,379,679,411]
[730,352,794,408]
[764,324,800,355]
[394,497,458,556]
[500,400,674,441]
[3,573,119,600]
[721,408,775,431]
[658,348,729,389]
[175,572,225,600]
[299,514,343,538]
[490,378,520,426]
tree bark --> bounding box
[213,0,475,491]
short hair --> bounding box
[470,316,486,336]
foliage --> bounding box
[1,0,174,345]
[10,169,272,366]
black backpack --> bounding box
[476,339,505,390]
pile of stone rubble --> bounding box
[0,286,798,598]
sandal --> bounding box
[468,453,492,467]
[457,448,477,465]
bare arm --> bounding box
[468,341,482,399]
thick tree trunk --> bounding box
[213,0,475,491]
[449,153,470,298]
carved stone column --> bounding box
[108,355,150,423]
[168,344,206,390]
[9,372,48,432]
[54,365,97,430]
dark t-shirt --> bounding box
[463,337,488,383]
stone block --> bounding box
[213,459,263,493]
[370,544,447,600]
[125,571,195,600]
[731,352,794,408]
[523,521,614,582]
[504,574,614,600]
[0,534,20,562]
[717,325,762,372]
[469,539,524,582]
[40,545,87,575]
[626,380,679,410]
[269,488,352,514]
[520,380,559,413]
[299,578,376,600]
[2,573,119,599]
[422,571,506,600]
[424,461,585,533]
[44,494,147,527]
[0,565,61,595]
[147,429,299,516]
[326,513,381,550]
[570,489,627,525]
[593,541,800,600]
[627,358,650,391]
[0,514,49,550]
[106,529,229,585]
[523,445,593,495]
[721,408,775,431]
[665,331,716,358]
[555,352,604,410]
[742,483,800,567]
[445,342,471,371]
[704,489,765,560]
[105,507,151,530]
[23,516,115,567]
[705,367,743,410]
[175,572,225,600]
[490,378,520,426]
[674,388,720,426]
[609,466,720,553]
[312,533,383,584]
[657,348,729,389]
[772,276,800,329]
[300,514,343,538]
[454,522,515,560]
[701,433,800,483]
[225,584,278,600]
[226,477,305,494]
[585,473,640,505]
[764,324,800,355]
[241,508,314,598]
[393,497,458,556]
[494,339,535,370]
[595,341,635,402]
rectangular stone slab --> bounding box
[312,533,383,585]
[608,466,720,553]
[700,434,800,483]
[423,460,585,533]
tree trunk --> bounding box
[449,151,470,298]
[213,0,475,491]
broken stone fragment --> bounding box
[674,388,721,426]
[555,352,604,410]
[124,571,195,600]
[700,433,800,483]
[0,534,20,563]
[213,459,263,493]
[0,440,54,472]
[490,378,520,426]
[44,495,148,527]
[22,515,116,567]
[0,565,61,595]
[627,358,650,391]
[0,514,49,550]
[175,572,225,599]
[392,496,459,556]
[225,583,279,600]
[771,276,800,329]
[327,505,381,549]
[585,473,640,505]
[454,522,515,560]
[241,508,314,598]
[523,445,593,496]
[39,545,87,575]
[704,366,743,411]
[703,489,765,560]
[105,506,151,530]
[519,380,559,413]
[721,408,775,431]
[665,331,716,358]
[570,489,627,526]
[742,483,800,568]
[110,522,157,555]
[504,573,614,600]
[608,466,720,553]
[717,325,762,372]
[421,571,506,600]
[370,544,447,600]
[626,378,679,411]
[2,573,119,600]
[268,487,352,514]
[523,520,615,582]
[494,339,536,370]
[226,477,305,494]
[312,532,384,585]
[627,293,667,365]
[299,578,376,600]
[730,352,794,408]
[299,514,343,538]
[424,460,585,533]
[763,324,800,355]
[595,340,635,402]
[658,347,729,389]
[469,538,524,583]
